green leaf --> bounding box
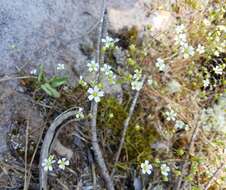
[49,76,68,88]
[38,64,45,83]
[41,83,60,98]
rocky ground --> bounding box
[0,0,225,189]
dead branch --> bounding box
[111,75,146,177]
[89,0,115,189]
[39,108,81,190]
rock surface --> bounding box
[0,0,177,159]
[107,0,176,37]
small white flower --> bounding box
[79,76,87,87]
[175,120,188,130]
[131,80,143,91]
[42,155,56,172]
[175,24,186,34]
[141,160,153,175]
[87,60,99,72]
[213,65,223,75]
[30,69,37,75]
[133,69,142,80]
[101,64,112,76]
[88,86,104,103]
[108,71,116,85]
[196,44,205,54]
[75,108,84,119]
[56,64,65,70]
[147,77,153,86]
[180,44,195,59]
[165,108,177,121]
[160,164,170,176]
[155,58,166,72]
[58,158,69,170]
[203,19,211,26]
[203,78,210,88]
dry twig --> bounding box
[89,1,115,189]
[111,75,146,177]
[204,162,225,190]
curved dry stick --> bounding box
[39,108,81,190]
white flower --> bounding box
[75,108,84,119]
[165,108,177,121]
[102,36,118,48]
[56,64,65,70]
[88,86,104,103]
[155,58,166,72]
[30,69,37,75]
[175,24,186,34]
[87,60,99,72]
[203,78,210,88]
[196,44,205,54]
[101,64,112,76]
[180,44,195,59]
[131,80,143,91]
[203,19,211,26]
[147,77,153,86]
[160,164,170,176]
[213,65,223,75]
[175,120,188,130]
[141,160,153,175]
[58,158,70,170]
[42,155,56,172]
[79,76,87,87]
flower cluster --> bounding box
[100,64,117,85]
[160,164,170,177]
[131,69,143,91]
[87,60,99,72]
[102,36,118,49]
[175,120,189,131]
[207,26,225,57]
[164,107,189,131]
[42,155,69,172]
[213,65,224,75]
[175,24,195,59]
[140,161,171,178]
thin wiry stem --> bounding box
[111,75,146,177]
[90,0,115,189]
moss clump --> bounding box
[97,97,159,171]
[97,97,128,151]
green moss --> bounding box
[97,97,159,171]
